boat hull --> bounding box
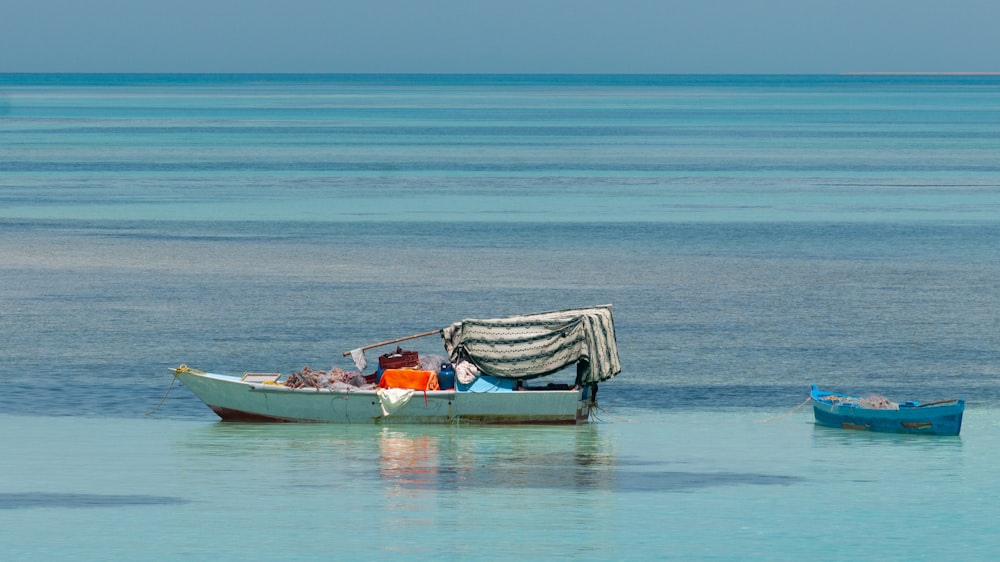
[177,370,592,424]
[811,386,964,436]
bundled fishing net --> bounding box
[285,366,373,389]
[855,395,899,410]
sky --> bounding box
[2,0,999,74]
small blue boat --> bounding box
[811,385,964,436]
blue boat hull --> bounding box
[811,386,964,436]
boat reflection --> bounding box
[177,421,801,494]
[377,425,618,492]
[811,422,964,451]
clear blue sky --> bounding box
[2,0,998,73]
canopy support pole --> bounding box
[342,329,443,356]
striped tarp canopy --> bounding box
[441,305,621,385]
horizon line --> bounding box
[844,71,1000,76]
[2,71,999,76]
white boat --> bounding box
[172,305,620,424]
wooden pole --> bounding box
[915,398,960,408]
[342,329,444,356]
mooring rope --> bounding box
[592,404,633,423]
[145,365,192,416]
[756,396,811,423]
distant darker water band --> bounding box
[0,492,190,510]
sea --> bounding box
[1,74,999,560]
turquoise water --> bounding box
[3,411,999,560]
[2,74,1000,559]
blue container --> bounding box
[456,375,516,393]
[437,363,456,390]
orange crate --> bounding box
[378,369,440,391]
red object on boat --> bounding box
[378,348,420,370]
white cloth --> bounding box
[377,387,414,416]
[350,348,367,373]
[455,360,479,384]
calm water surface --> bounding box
[1,74,999,559]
